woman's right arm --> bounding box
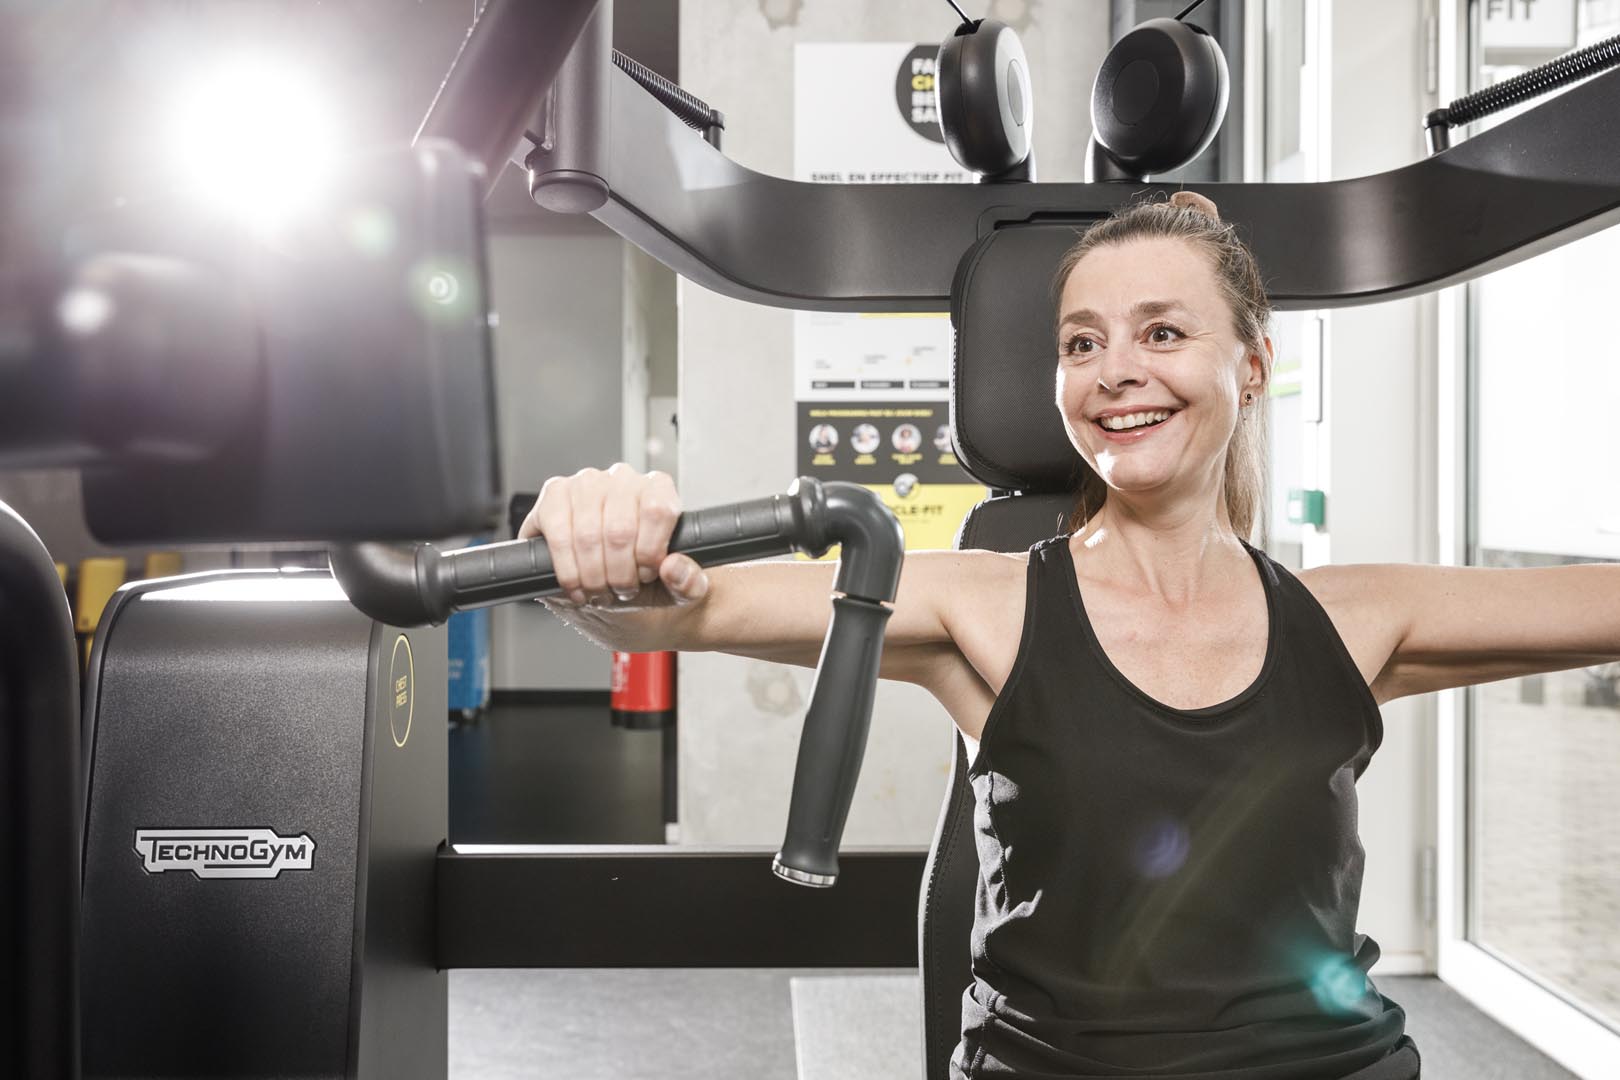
[519,464,972,684]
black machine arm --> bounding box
[421,0,1620,312]
[580,59,1620,311]
[413,0,601,194]
[331,478,905,887]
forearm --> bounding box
[543,596,705,653]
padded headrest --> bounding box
[950,223,1101,493]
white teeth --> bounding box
[1100,410,1171,431]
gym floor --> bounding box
[447,699,1579,1080]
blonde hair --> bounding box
[1053,191,1272,541]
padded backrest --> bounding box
[918,492,1073,1080]
[950,222,1100,493]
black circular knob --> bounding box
[936,19,1034,179]
[1090,17,1228,177]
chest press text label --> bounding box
[133,828,316,880]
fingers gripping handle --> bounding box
[329,478,831,627]
[436,486,821,612]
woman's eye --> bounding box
[1147,323,1185,345]
[1062,334,1097,357]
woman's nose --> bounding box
[1094,341,1146,392]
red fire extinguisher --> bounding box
[610,650,676,730]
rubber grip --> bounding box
[429,489,813,615]
[664,491,806,564]
[772,596,893,886]
[435,537,560,610]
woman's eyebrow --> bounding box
[1056,299,1187,331]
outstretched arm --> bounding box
[1347,563,1620,703]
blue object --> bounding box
[446,538,492,715]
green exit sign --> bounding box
[1287,488,1325,527]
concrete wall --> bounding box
[1312,0,1441,972]
[675,0,1112,845]
[488,228,677,691]
[488,230,629,692]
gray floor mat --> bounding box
[450,970,1585,1079]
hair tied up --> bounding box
[1167,189,1221,220]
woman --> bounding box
[524,193,1619,1078]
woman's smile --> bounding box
[1092,406,1182,443]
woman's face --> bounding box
[1054,236,1263,508]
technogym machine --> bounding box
[80,474,903,1078]
[3,1,1619,1077]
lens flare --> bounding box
[346,205,398,259]
[1132,818,1191,879]
[165,57,339,231]
[409,258,477,323]
[57,288,115,336]
[1308,952,1372,1016]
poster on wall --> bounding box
[793,42,986,555]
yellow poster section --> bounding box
[798,482,988,561]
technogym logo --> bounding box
[133,828,316,880]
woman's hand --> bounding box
[518,463,710,613]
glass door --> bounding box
[1440,3,1620,1073]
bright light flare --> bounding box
[145,575,347,603]
[165,57,339,231]
[57,287,116,337]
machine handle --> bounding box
[328,477,904,887]
[330,478,835,626]
[431,487,824,611]
[771,595,892,887]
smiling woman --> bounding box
[912,189,1424,1080]
[1051,191,1273,538]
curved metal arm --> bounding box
[544,38,1620,310]
[329,478,904,886]
[413,0,602,192]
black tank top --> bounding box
[952,536,1417,1080]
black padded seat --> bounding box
[918,224,1100,1079]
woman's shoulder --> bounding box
[910,545,1034,569]
[905,545,1032,600]
[906,547,1037,727]
[1293,561,1407,611]
[1291,562,1413,690]
[904,546,1033,632]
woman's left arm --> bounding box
[1359,563,1620,703]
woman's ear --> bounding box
[1246,335,1274,396]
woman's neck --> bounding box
[1070,491,1248,606]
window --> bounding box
[1465,0,1620,1031]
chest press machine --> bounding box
[2,2,1619,1077]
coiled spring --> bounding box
[612,50,724,139]
[1438,32,1620,128]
